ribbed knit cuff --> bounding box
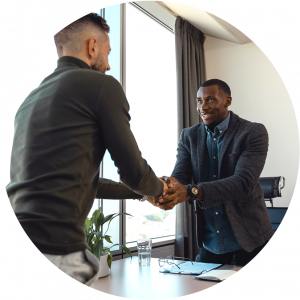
[157,179,165,197]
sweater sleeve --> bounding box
[96,178,142,199]
[96,76,163,197]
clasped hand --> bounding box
[146,176,190,211]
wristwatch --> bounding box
[187,184,200,201]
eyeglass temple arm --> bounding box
[173,256,194,265]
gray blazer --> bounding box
[171,111,274,252]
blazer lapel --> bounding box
[218,112,240,178]
[197,123,206,182]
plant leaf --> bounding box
[106,250,113,269]
[120,245,132,260]
[91,207,100,225]
[90,207,101,229]
[104,235,112,244]
[92,231,102,237]
[103,213,133,237]
[119,212,134,217]
[94,239,103,260]
[101,213,117,226]
[84,218,91,231]
[87,232,94,247]
[96,212,105,231]
[104,235,113,244]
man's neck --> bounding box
[58,52,91,68]
[207,111,229,132]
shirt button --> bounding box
[216,231,219,233]
[213,156,216,159]
[215,212,218,215]
[213,138,216,141]
[220,131,222,133]
[213,175,216,178]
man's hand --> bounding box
[158,180,191,210]
[158,176,177,188]
[157,176,177,204]
[144,177,172,207]
[146,196,160,207]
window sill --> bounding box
[126,235,175,251]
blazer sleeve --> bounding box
[170,129,193,185]
[96,76,163,198]
[199,123,269,209]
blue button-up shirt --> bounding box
[201,112,241,254]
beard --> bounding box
[91,52,107,73]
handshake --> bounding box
[143,176,192,211]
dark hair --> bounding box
[200,79,231,96]
[54,13,110,53]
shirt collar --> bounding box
[57,56,91,70]
[205,111,231,136]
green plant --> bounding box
[84,207,132,268]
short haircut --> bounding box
[200,79,231,96]
[54,13,110,54]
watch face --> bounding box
[191,187,198,195]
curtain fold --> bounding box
[174,16,206,261]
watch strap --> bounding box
[188,184,199,201]
[139,196,148,202]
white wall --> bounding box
[204,36,298,207]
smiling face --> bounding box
[196,85,232,131]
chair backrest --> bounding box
[259,177,285,198]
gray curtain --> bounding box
[174,16,206,260]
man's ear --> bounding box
[88,38,97,60]
[225,96,232,107]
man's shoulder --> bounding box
[50,69,121,96]
[181,123,202,137]
[231,112,267,132]
[227,113,268,145]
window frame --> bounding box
[98,3,176,259]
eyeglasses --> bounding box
[158,255,194,270]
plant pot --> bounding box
[98,253,110,278]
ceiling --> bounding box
[155,0,252,44]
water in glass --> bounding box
[137,239,152,265]
[138,248,151,265]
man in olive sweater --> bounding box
[6,13,167,286]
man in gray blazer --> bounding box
[158,79,274,266]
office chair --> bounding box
[259,176,285,207]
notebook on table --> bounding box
[159,261,222,275]
[195,269,237,281]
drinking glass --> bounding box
[136,239,152,265]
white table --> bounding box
[93,257,242,299]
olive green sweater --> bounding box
[7,56,163,255]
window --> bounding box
[101,4,122,252]
[125,3,177,242]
